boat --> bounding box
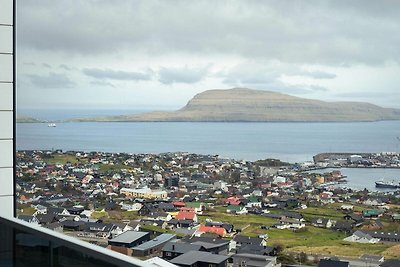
[375,180,400,189]
[47,123,56,127]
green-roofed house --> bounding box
[227,205,248,215]
[363,209,381,219]
[246,196,262,208]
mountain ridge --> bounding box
[65,88,400,122]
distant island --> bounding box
[16,116,44,123]
[19,88,400,122]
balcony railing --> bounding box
[0,215,152,267]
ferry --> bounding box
[47,123,57,127]
[375,180,400,189]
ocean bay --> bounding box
[17,120,400,162]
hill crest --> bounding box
[71,88,400,122]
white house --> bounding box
[343,231,380,244]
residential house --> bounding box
[108,231,151,248]
[62,220,85,231]
[120,187,168,199]
[310,218,333,228]
[44,222,63,233]
[162,242,207,260]
[340,205,354,211]
[232,235,267,248]
[359,254,384,263]
[343,230,380,243]
[196,225,227,237]
[83,222,115,239]
[132,233,176,257]
[333,221,353,233]
[227,205,247,214]
[147,212,172,222]
[343,213,364,226]
[277,218,305,230]
[35,213,57,225]
[185,202,206,215]
[363,231,400,243]
[181,236,230,255]
[170,251,230,267]
[175,211,198,223]
[231,253,279,267]
[225,196,242,206]
[138,203,157,216]
[281,212,304,222]
[236,245,277,256]
[110,222,132,238]
[167,219,195,229]
[158,202,176,212]
[363,209,382,219]
[380,259,400,267]
[17,215,40,225]
[318,259,349,267]
[205,222,234,233]
[121,202,143,211]
[145,257,180,267]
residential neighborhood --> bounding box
[16,150,400,267]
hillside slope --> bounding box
[72,88,400,122]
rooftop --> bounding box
[109,231,150,244]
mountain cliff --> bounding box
[73,88,400,122]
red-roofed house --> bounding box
[180,207,195,212]
[175,211,198,223]
[225,196,241,206]
[172,201,186,208]
[197,225,227,237]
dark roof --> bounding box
[36,213,56,224]
[109,231,149,244]
[232,253,275,267]
[61,220,84,228]
[282,211,303,219]
[181,236,230,249]
[47,207,66,215]
[84,222,114,232]
[17,215,37,222]
[45,222,63,230]
[233,235,263,245]
[318,259,349,267]
[364,230,400,241]
[359,254,384,261]
[170,251,229,265]
[162,242,204,254]
[334,221,353,230]
[237,244,274,255]
[133,234,176,251]
[158,202,175,211]
[380,259,400,267]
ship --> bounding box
[375,180,400,189]
[47,123,56,127]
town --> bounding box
[16,150,400,267]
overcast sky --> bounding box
[17,0,400,111]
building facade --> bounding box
[0,0,15,218]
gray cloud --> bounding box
[59,64,72,71]
[83,68,152,81]
[90,80,115,88]
[158,66,209,85]
[300,71,336,79]
[17,0,400,65]
[28,72,76,89]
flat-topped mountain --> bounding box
[73,88,400,122]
